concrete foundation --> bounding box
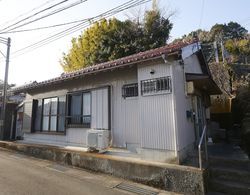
[0,141,207,195]
[137,148,177,163]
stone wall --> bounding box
[0,141,207,195]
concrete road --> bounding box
[0,148,176,195]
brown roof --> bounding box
[13,40,198,93]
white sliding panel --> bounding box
[91,87,109,130]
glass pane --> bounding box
[50,116,57,131]
[58,96,66,115]
[42,116,49,131]
[83,92,91,115]
[70,94,82,124]
[58,116,65,132]
[35,100,43,131]
[50,97,58,115]
[43,99,51,115]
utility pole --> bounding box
[213,41,219,63]
[221,39,225,63]
[0,37,11,140]
[152,0,157,11]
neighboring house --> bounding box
[208,62,234,131]
[0,80,25,140]
[12,41,221,163]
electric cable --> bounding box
[11,0,150,58]
[0,0,58,28]
[0,0,87,32]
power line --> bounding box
[12,0,151,58]
[0,0,70,31]
[4,0,88,33]
[0,0,87,33]
[0,0,147,34]
[12,0,149,57]
[0,19,87,34]
[0,0,58,28]
[2,0,148,35]
[198,0,205,28]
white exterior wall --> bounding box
[24,128,88,147]
[22,68,140,148]
[184,55,202,74]
[112,76,140,148]
[21,59,198,162]
[137,61,176,151]
[172,62,195,152]
[22,62,178,153]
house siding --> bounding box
[21,58,202,158]
[23,67,140,148]
[112,75,140,148]
[24,128,88,146]
[184,55,203,74]
[137,61,176,150]
[172,61,195,151]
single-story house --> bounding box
[12,40,221,163]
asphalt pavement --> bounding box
[0,148,176,195]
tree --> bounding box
[225,39,250,63]
[209,23,225,41]
[143,10,172,50]
[60,10,173,72]
[209,22,247,41]
[175,22,248,44]
[173,29,210,43]
[225,22,248,40]
[238,39,250,56]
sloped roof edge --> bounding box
[13,39,198,93]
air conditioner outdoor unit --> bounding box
[87,129,110,151]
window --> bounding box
[34,99,42,131]
[141,76,172,95]
[33,96,66,133]
[122,83,138,98]
[42,98,58,131]
[58,96,66,132]
[68,92,91,128]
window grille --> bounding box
[141,76,172,95]
[122,83,138,98]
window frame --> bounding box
[42,97,58,132]
[122,83,138,98]
[141,76,172,96]
[67,91,92,128]
[33,96,66,134]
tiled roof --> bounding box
[13,40,198,93]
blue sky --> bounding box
[165,0,250,39]
[0,0,249,85]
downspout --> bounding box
[109,85,114,147]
